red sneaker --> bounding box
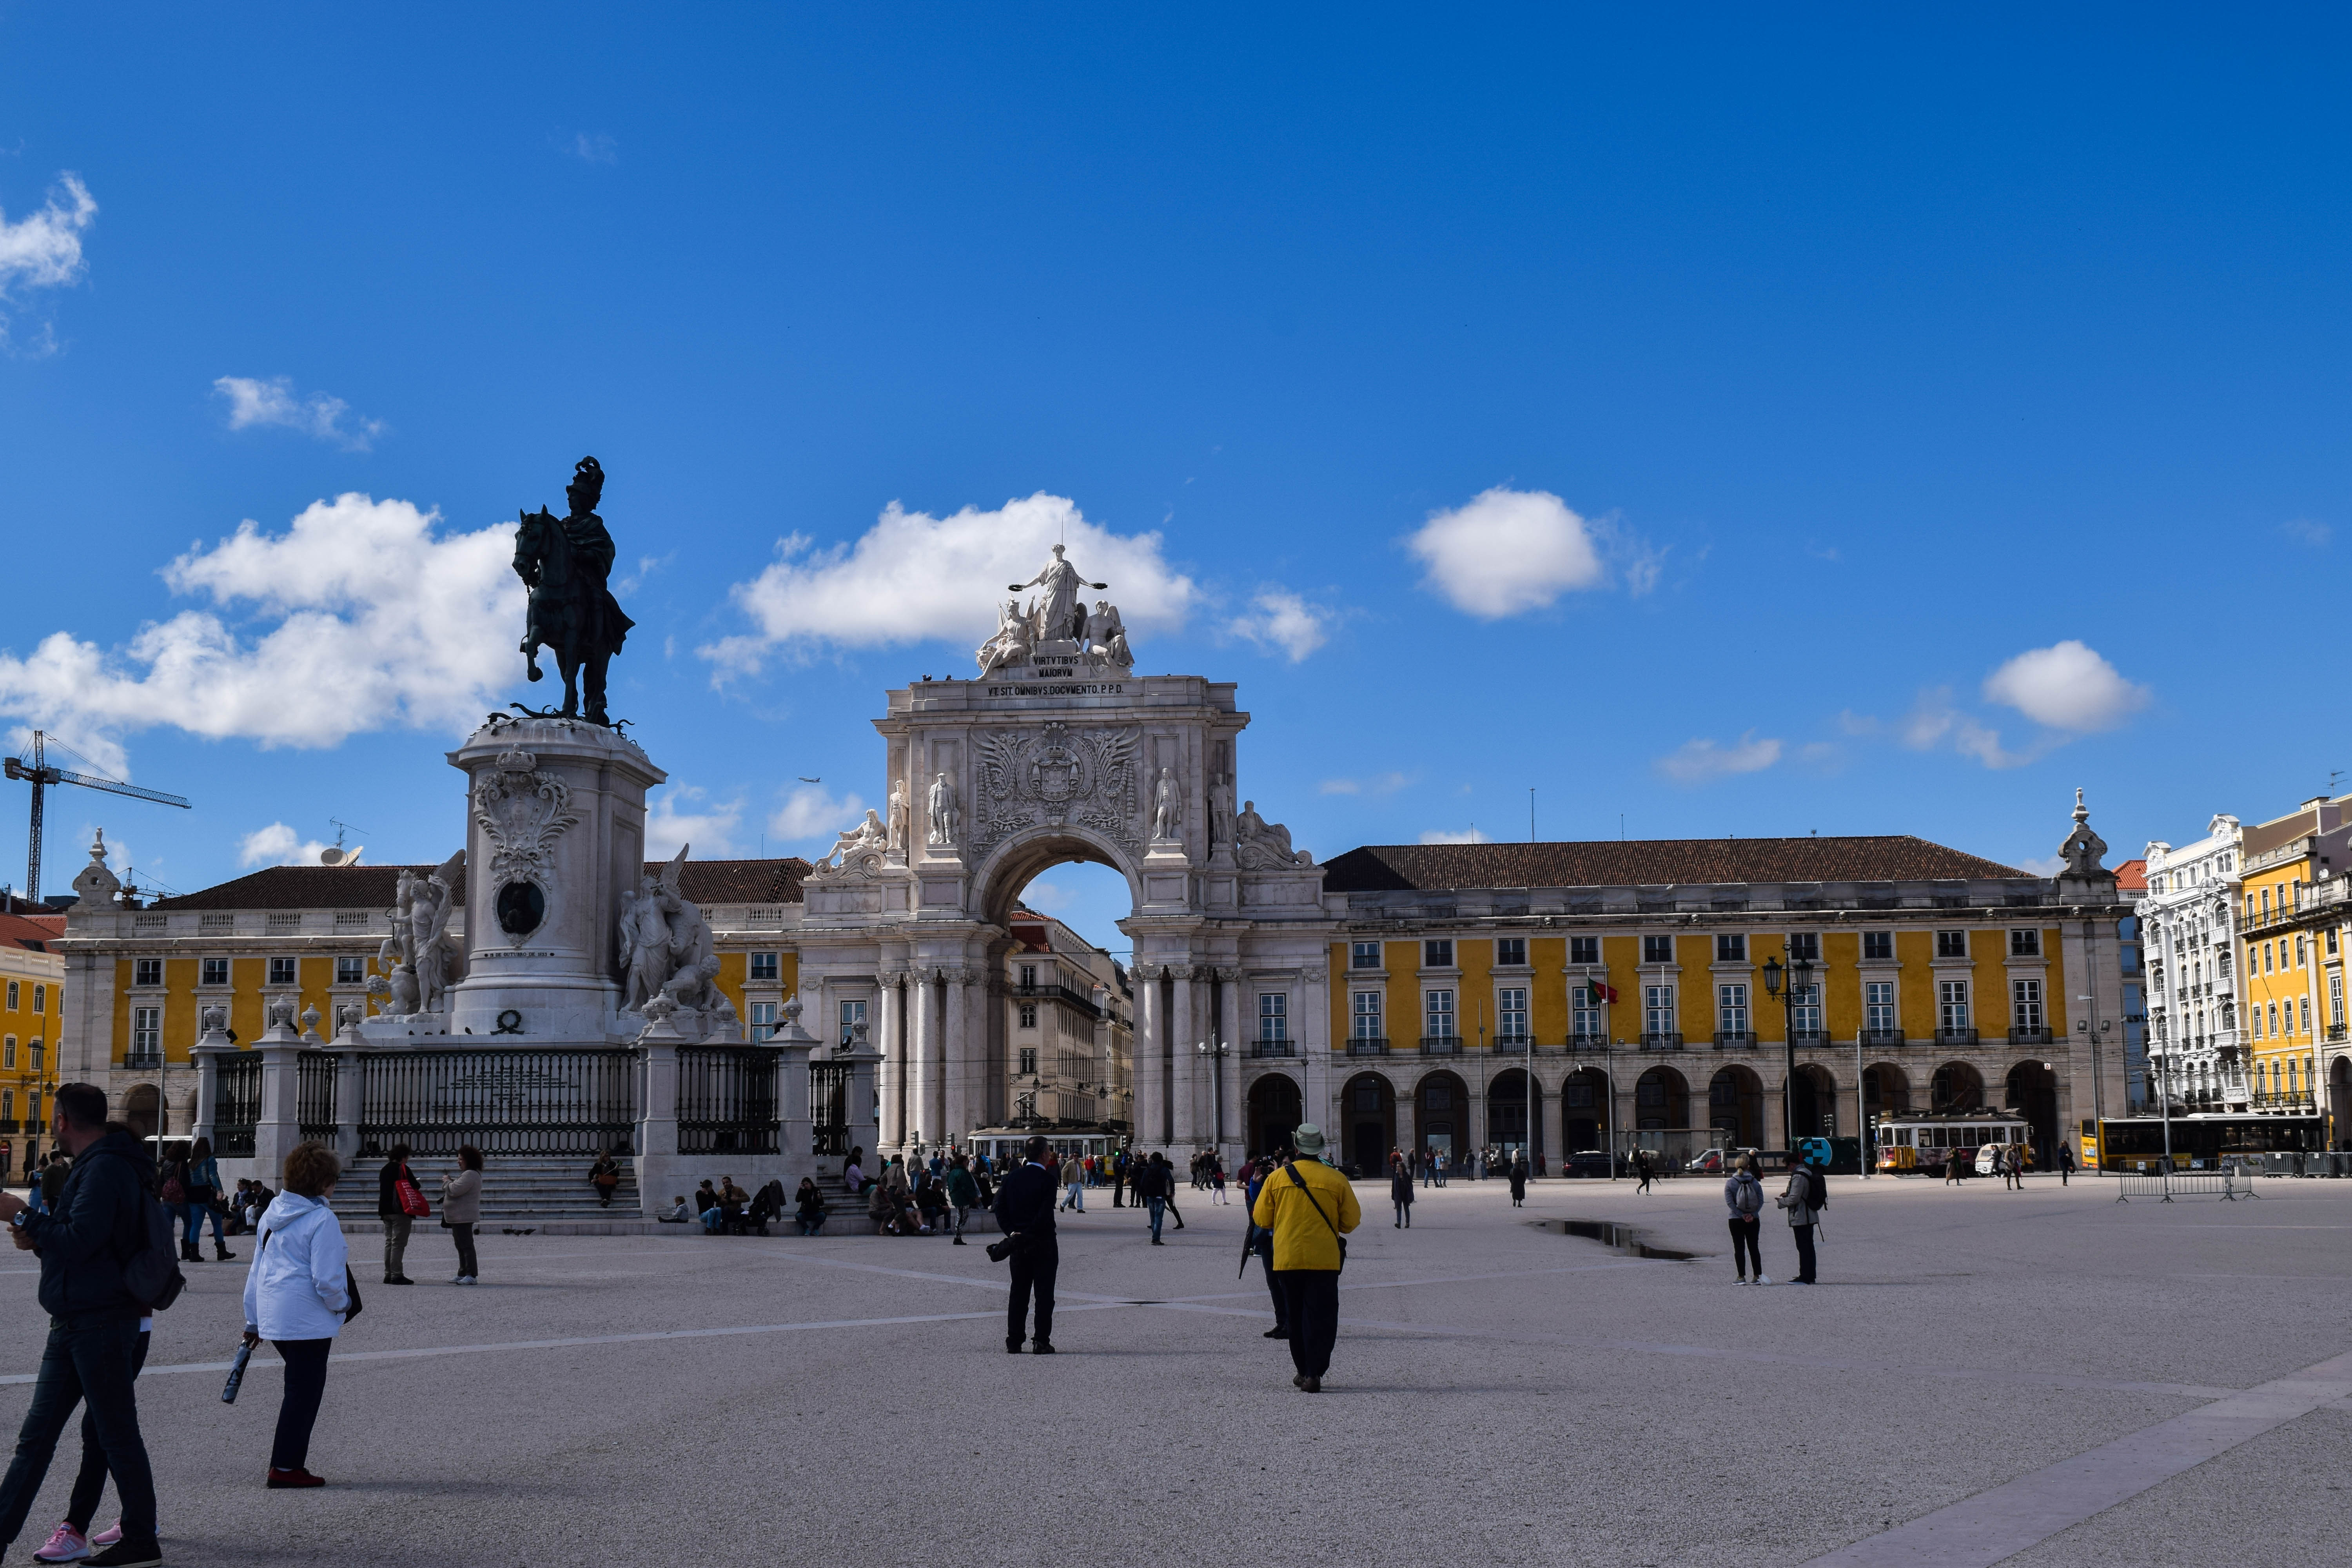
[266,1468,326,1489]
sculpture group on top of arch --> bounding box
[976,542,1133,676]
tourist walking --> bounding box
[244,1141,355,1489]
[993,1135,1058,1354]
[1633,1148,1654,1194]
[1249,1124,1359,1393]
[376,1142,424,1285]
[2058,1142,2075,1186]
[589,1149,622,1209]
[180,1136,233,1263]
[1059,1157,1085,1214]
[1241,1154,1289,1339]
[440,1144,483,1285]
[1132,1149,1170,1243]
[0,1085,164,1568]
[1508,1153,1528,1208]
[1111,1147,1127,1208]
[1156,1153,1186,1231]
[2004,1144,2024,1191]
[1210,1156,1229,1205]
[1389,1160,1413,1228]
[1775,1153,1823,1285]
[1945,1146,1965,1185]
[1725,1153,1768,1284]
[946,1155,979,1244]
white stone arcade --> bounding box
[794,546,1329,1164]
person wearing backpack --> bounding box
[1720,1152,1766,1283]
[1775,1153,1825,1285]
[1247,1123,1360,1393]
[376,1142,426,1285]
[0,1082,165,1568]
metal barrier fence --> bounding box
[297,1051,339,1142]
[678,1046,780,1155]
[214,1053,263,1158]
[2114,1168,2260,1202]
[356,1049,637,1157]
[810,1061,852,1156]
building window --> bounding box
[1572,986,1602,1038]
[1715,934,1747,962]
[31,985,43,1014]
[2,1036,11,1068]
[1352,991,1383,1040]
[1791,983,1821,1036]
[2012,978,2044,1032]
[133,958,162,987]
[2010,929,2041,957]
[2265,942,2275,973]
[748,1001,779,1042]
[2,981,13,1009]
[750,952,780,982]
[1018,1048,1038,1076]
[1258,993,1288,1042]
[1351,942,1381,970]
[1497,987,1528,1040]
[837,998,866,1045]
[267,956,296,987]
[2331,928,2343,957]
[1865,981,1896,1034]
[131,1006,162,1060]
[23,1092,36,1127]
[1936,931,1967,959]
[0,1090,9,1122]
[2332,974,2343,1029]
[1424,989,1456,1038]
[1642,935,1674,964]
[27,1041,39,1073]
[2299,997,2310,1034]
[1787,932,1820,962]
[1718,983,1748,1037]
[1423,940,1454,969]
[335,956,364,986]
[1018,964,1038,989]
[2296,936,2308,967]
[1863,931,1893,961]
[1495,937,1526,967]
[2269,1001,2280,1037]
[1644,984,1675,1037]
[1938,980,1970,1031]
[200,958,229,987]
[1018,1004,1039,1029]
[1570,936,1600,965]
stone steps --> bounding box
[329,1156,642,1229]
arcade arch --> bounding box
[2005,1060,2060,1163]
[1862,1063,1910,1120]
[1561,1066,1609,1153]
[1412,1069,1470,1156]
[1932,1060,1986,1114]
[1487,1068,1533,1156]
[1708,1065,1764,1148]
[1246,1072,1301,1158]
[1342,1072,1397,1172]
[1635,1065,1690,1130]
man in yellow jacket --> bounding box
[1248,1123,1360,1392]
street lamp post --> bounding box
[1196,1038,1230,1148]
[1762,949,1816,1159]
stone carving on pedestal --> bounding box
[335,1003,365,1040]
[472,746,578,946]
[199,1004,230,1038]
[1083,600,1132,668]
[810,811,889,880]
[299,1005,323,1044]
[887,782,909,858]
[377,851,465,1017]
[1009,543,1107,646]
[973,723,1141,856]
[1150,766,1183,844]
[927,772,961,848]
[1233,800,1315,869]
[619,845,722,1019]
[2059,788,2108,876]
[976,599,1034,677]
[71,831,121,911]
[1208,776,1235,850]
[973,544,1137,673]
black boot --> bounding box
[215,1241,237,1261]
[182,1241,202,1263]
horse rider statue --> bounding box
[514,455,635,726]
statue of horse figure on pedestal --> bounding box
[513,456,634,726]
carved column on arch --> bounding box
[1299,962,1333,1138]
[907,967,938,1152]
[876,972,907,1151]
[1132,964,1166,1147]
[941,967,976,1149]
[1215,965,1245,1150]
[1169,963,1198,1145]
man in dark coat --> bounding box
[992,1135,1059,1354]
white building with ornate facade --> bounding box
[2141,816,2245,1111]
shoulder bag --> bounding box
[1282,1161,1347,1270]
[394,1168,430,1219]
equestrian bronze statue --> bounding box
[514,455,634,726]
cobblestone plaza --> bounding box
[2,1171,2342,1567]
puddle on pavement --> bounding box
[1532,1218,1705,1261]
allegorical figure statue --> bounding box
[515,455,635,726]
[378,851,465,1016]
[887,781,910,855]
[1083,599,1132,667]
[928,771,960,846]
[1009,543,1106,646]
[976,597,1033,677]
[1151,766,1182,841]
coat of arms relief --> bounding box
[972,723,1142,856]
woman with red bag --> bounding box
[374,1142,427,1285]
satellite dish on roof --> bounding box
[319,846,348,866]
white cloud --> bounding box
[213,376,387,452]
[1408,487,1603,618]
[1021,878,1076,913]
[238,822,331,867]
[646,785,743,860]
[768,783,866,844]
[0,173,95,296]
[1895,689,2036,769]
[1320,771,1408,797]
[1982,641,2149,733]
[2281,517,2330,548]
[569,132,618,165]
[1419,826,1494,844]
[0,494,525,773]
[705,494,1198,676]
[1223,588,1330,662]
[2016,854,2067,877]
[1655,731,1782,784]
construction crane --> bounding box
[3,731,191,904]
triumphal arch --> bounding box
[789,543,1332,1163]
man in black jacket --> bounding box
[0,1083,162,1568]
[992,1135,1058,1354]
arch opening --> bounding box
[1343,1072,1397,1174]
[1709,1065,1764,1148]
[1413,1069,1470,1158]
[1931,1060,1986,1114]
[1561,1066,1610,1154]
[1247,1073,1301,1160]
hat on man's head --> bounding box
[1291,1123,1327,1155]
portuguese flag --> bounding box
[1586,976,1618,1004]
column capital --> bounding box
[1213,965,1243,983]
[1167,963,1198,980]
[877,969,908,987]
[1135,963,1167,982]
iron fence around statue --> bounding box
[678,1046,781,1155]
[214,1052,263,1158]
[357,1049,637,1157]
[810,1060,852,1155]
[297,1051,339,1143]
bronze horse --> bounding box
[514,457,632,726]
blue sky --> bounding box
[4,7,2349,951]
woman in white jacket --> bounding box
[241,1142,351,1489]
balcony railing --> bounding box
[1494,1034,1531,1054]
[2008,1026,2054,1045]
[1567,1033,1610,1051]
[1860,1029,1906,1047]
[1713,1031,1755,1050]
[1347,1036,1389,1056]
[1252,1040,1295,1058]
[1641,1031,1684,1050]
[1419,1035,1463,1055]
[122,1052,163,1071]
[1935,1027,1980,1046]
[1787,1029,1832,1045]
[1013,981,1106,1020]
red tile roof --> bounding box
[148,857,809,911]
[0,912,61,953]
[1321,836,2031,893]
[2111,858,2147,893]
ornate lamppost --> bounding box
[1196,1038,1230,1147]
[1761,948,1816,1155]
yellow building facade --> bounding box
[2231,796,2350,1123]
[1,909,65,1178]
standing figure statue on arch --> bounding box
[1009,543,1106,646]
